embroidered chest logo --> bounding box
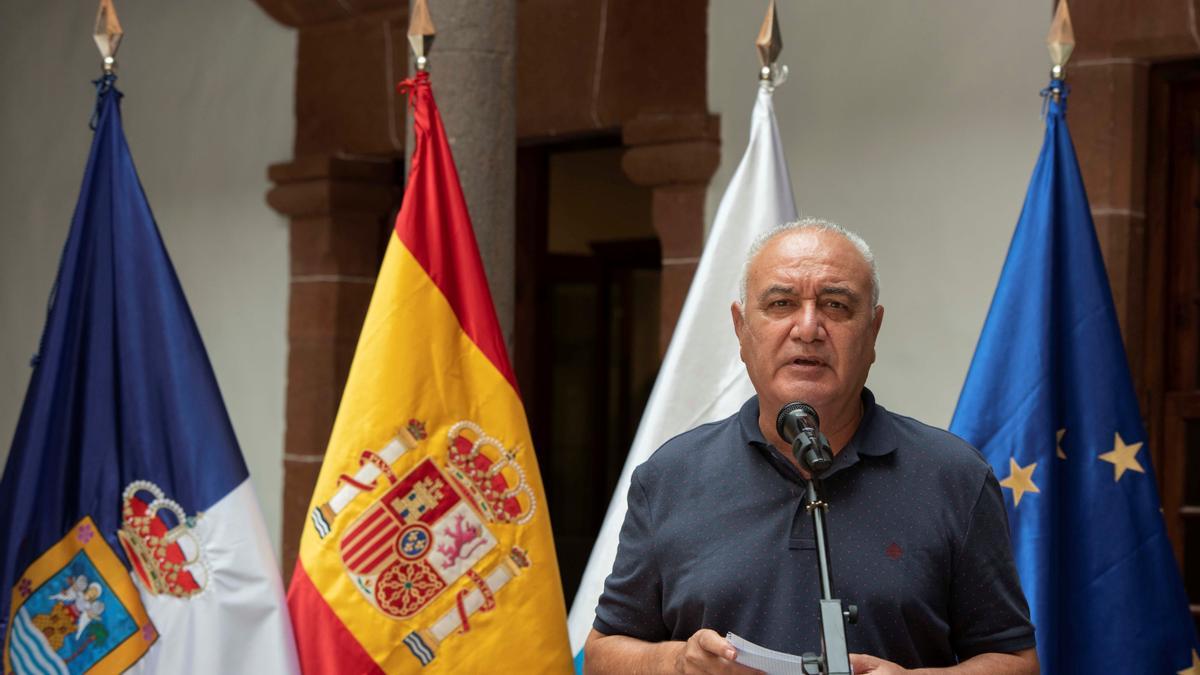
[885,542,904,561]
[312,419,537,667]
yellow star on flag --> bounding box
[999,457,1040,507]
[1056,428,1066,459]
[1098,432,1145,482]
[1177,648,1200,675]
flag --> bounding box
[0,76,298,674]
[567,80,798,665]
[286,69,573,673]
[949,79,1199,673]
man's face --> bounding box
[731,229,884,426]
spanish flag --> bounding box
[287,70,572,673]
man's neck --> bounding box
[759,394,864,474]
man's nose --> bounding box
[790,302,823,342]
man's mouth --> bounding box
[790,356,826,368]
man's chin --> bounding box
[771,382,835,410]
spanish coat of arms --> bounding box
[310,418,537,666]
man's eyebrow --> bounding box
[756,285,796,303]
[820,285,861,302]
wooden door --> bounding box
[1148,61,1200,635]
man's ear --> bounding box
[868,304,885,364]
[731,301,745,341]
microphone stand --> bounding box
[792,432,857,675]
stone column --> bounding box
[1068,61,1150,365]
[1067,0,1200,572]
[267,156,399,576]
[415,1,517,348]
[1069,0,1200,374]
[621,112,721,355]
[252,0,413,576]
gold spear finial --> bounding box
[756,0,783,82]
[1047,0,1075,81]
[93,0,123,73]
[408,0,436,72]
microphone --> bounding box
[776,401,819,445]
[776,402,833,474]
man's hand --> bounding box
[850,648,1039,675]
[583,628,762,675]
[673,628,761,674]
[850,653,907,674]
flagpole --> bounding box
[93,0,123,74]
[756,0,788,88]
[408,0,435,72]
[90,0,122,132]
[1046,0,1074,103]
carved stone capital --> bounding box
[621,113,720,188]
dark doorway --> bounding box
[515,139,662,607]
[1147,60,1200,636]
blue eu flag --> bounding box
[0,77,254,673]
[950,81,1199,673]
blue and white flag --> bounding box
[567,80,797,668]
[949,79,1199,673]
[0,76,298,674]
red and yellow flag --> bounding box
[287,71,572,674]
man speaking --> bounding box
[584,220,1038,674]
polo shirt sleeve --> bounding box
[949,470,1037,659]
[592,465,670,642]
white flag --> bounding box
[568,81,798,656]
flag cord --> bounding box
[89,72,118,131]
[1040,78,1070,118]
[396,71,428,116]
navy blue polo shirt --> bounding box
[593,390,1035,668]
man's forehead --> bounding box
[749,229,871,286]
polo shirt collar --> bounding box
[827,387,898,477]
[739,387,898,481]
[737,395,770,446]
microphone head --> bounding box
[775,401,819,444]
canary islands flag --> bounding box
[0,76,298,674]
[286,70,573,673]
[950,79,1199,673]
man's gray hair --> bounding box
[738,217,881,309]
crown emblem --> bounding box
[407,418,428,441]
[117,481,209,598]
[445,421,536,525]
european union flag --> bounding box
[0,76,296,673]
[949,80,1200,673]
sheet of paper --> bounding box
[726,632,810,675]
